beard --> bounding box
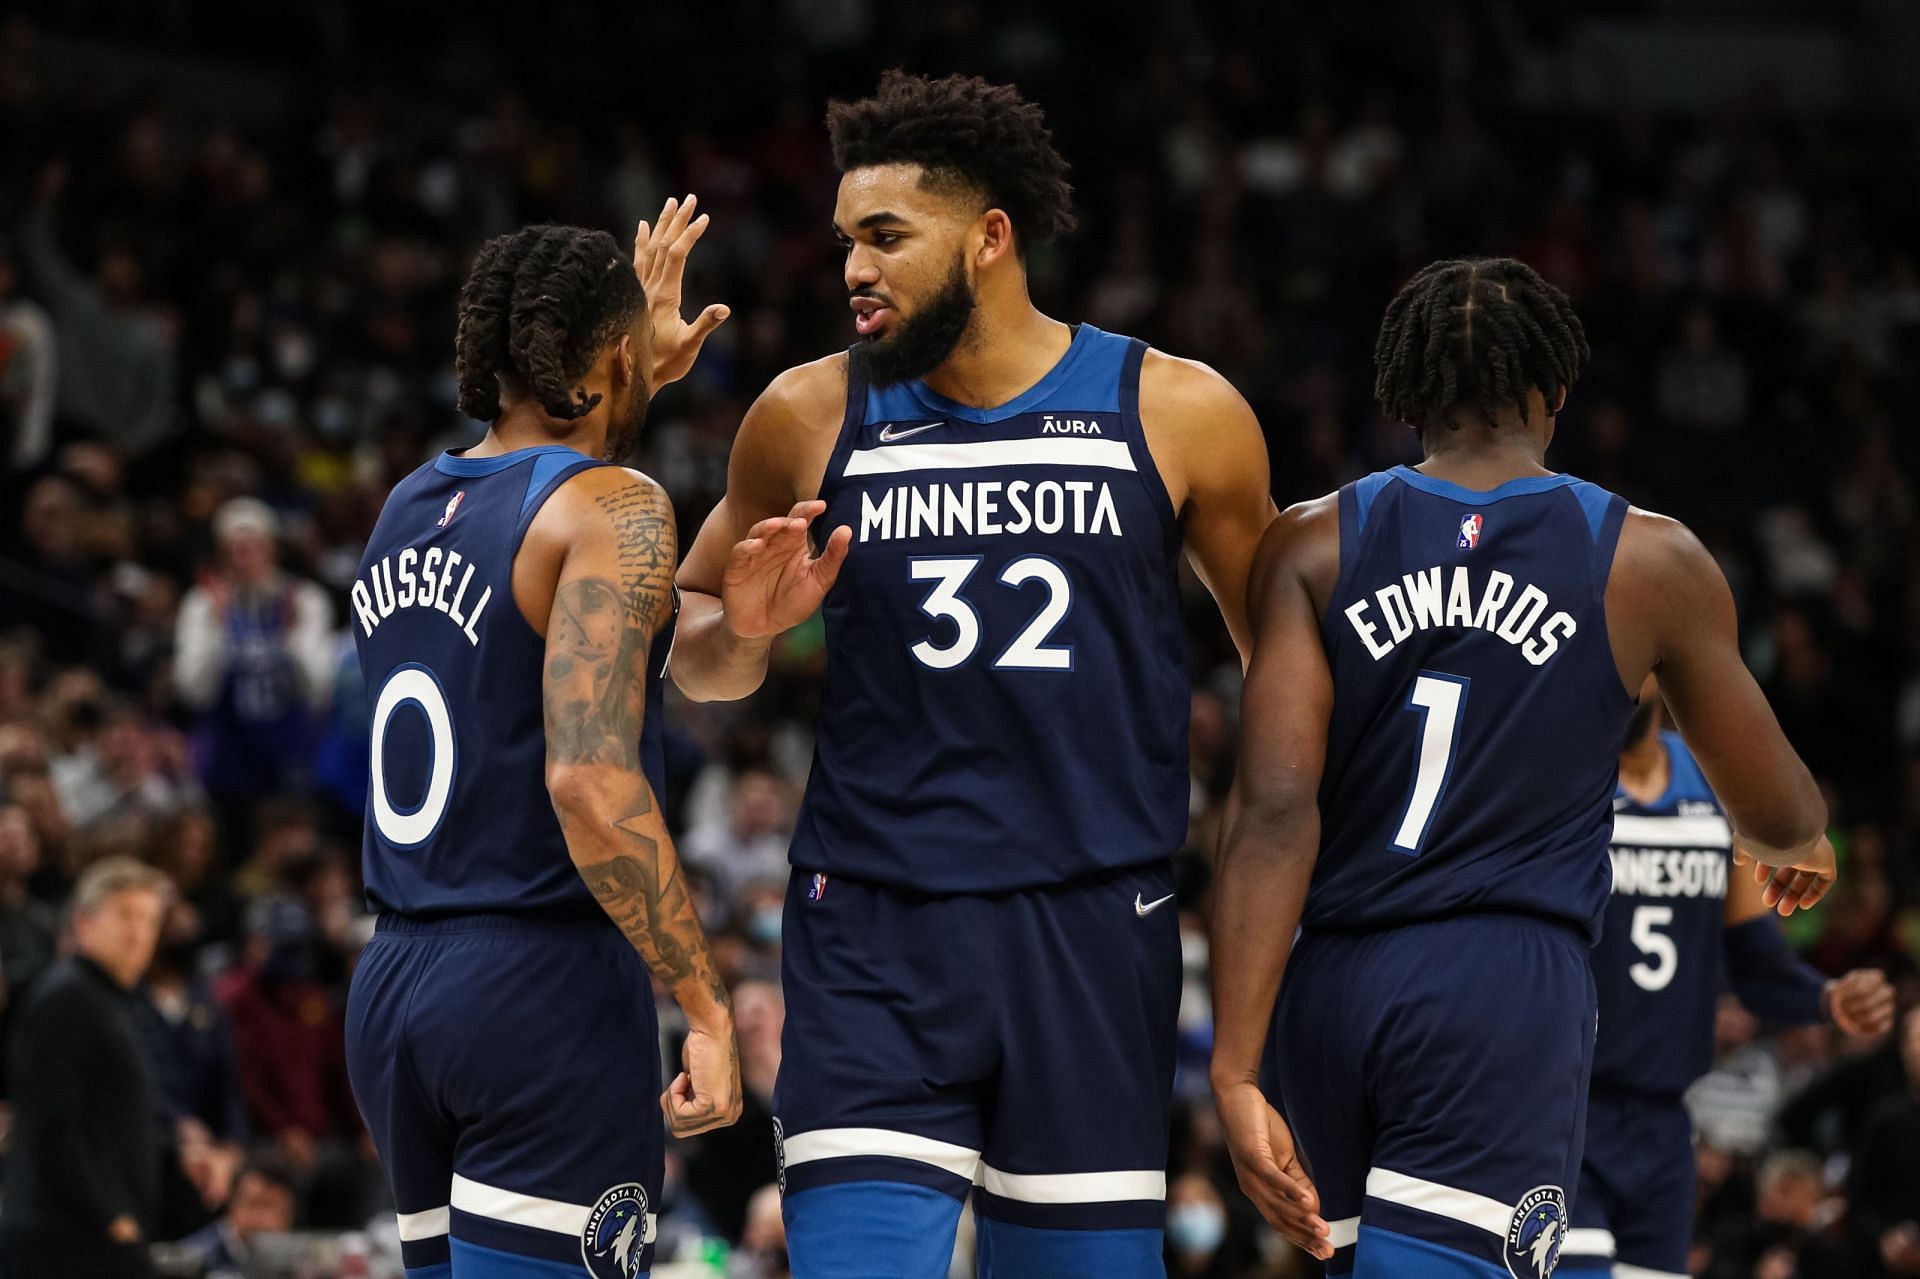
[855,255,976,387]
[602,381,650,461]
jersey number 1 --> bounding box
[1391,672,1470,854]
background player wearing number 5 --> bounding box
[1210,257,1841,1279]
[671,74,1277,1278]
[345,210,741,1279]
[1560,677,1894,1279]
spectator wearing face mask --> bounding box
[1165,1172,1236,1277]
[174,497,334,815]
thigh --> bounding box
[775,873,994,1279]
[1344,917,1597,1279]
[974,862,1180,1279]
[347,930,455,1277]
[1607,1102,1695,1279]
[396,920,665,1279]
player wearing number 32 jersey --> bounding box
[344,216,742,1279]
[1210,258,1840,1279]
[672,74,1276,1279]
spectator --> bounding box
[14,162,176,455]
[0,801,56,1011]
[0,474,109,666]
[685,979,783,1241]
[680,768,793,896]
[171,1154,299,1278]
[1849,1005,1920,1276]
[174,498,334,816]
[0,855,170,1277]
[727,1184,789,1279]
[50,698,192,836]
[1165,1171,1236,1278]
[0,235,57,474]
[1704,1150,1855,1279]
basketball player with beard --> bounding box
[672,72,1277,1277]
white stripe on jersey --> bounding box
[1610,813,1731,848]
[844,437,1137,477]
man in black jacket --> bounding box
[1,855,170,1277]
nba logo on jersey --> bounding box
[1458,512,1484,548]
[437,491,466,527]
[807,872,828,902]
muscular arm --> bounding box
[672,358,847,701]
[1611,512,1826,868]
[1209,497,1337,1091]
[1139,352,1278,667]
[538,472,733,1049]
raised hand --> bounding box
[721,500,853,640]
[633,194,730,389]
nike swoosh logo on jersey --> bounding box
[877,420,944,443]
[1134,892,1175,917]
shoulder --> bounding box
[1613,506,1723,594]
[733,354,850,500]
[524,465,675,564]
[1137,348,1255,426]
[1253,493,1342,606]
[756,352,850,423]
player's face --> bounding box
[603,311,653,462]
[835,164,981,385]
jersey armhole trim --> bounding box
[504,456,617,643]
[816,351,870,504]
[1120,338,1181,546]
[1589,488,1636,707]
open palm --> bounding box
[633,194,729,388]
[722,501,853,639]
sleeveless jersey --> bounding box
[790,324,1189,892]
[1307,466,1635,940]
[1589,732,1732,1094]
[351,445,672,917]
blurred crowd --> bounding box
[0,1,1917,1276]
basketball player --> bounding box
[671,73,1276,1277]
[1560,678,1893,1279]
[1210,257,1839,1278]
[345,208,740,1279]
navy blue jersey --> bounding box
[351,445,672,917]
[1588,732,1731,1094]
[791,324,1188,892]
[1307,467,1635,940]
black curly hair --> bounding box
[454,224,645,422]
[1373,258,1590,432]
[826,70,1076,254]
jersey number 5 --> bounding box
[909,556,1073,672]
[1391,672,1470,854]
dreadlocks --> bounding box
[826,70,1077,253]
[454,224,645,423]
[1372,258,1590,432]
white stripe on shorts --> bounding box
[1561,1227,1616,1258]
[779,1127,983,1181]
[1364,1167,1515,1238]
[1613,1266,1688,1279]
[1326,1216,1361,1249]
[395,1205,450,1241]
[976,1164,1166,1204]
[447,1174,656,1243]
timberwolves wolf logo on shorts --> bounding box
[1504,1185,1567,1279]
[582,1183,652,1279]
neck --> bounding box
[1415,419,1553,489]
[467,402,608,460]
[918,293,1071,409]
[81,951,134,989]
[1617,730,1669,803]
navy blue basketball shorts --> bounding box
[1559,1090,1694,1279]
[1265,914,1597,1279]
[774,862,1181,1279]
[347,915,663,1279]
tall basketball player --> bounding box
[1211,258,1839,1279]
[672,73,1277,1277]
[346,207,739,1279]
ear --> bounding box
[976,209,1016,269]
[614,332,635,386]
[1550,384,1568,415]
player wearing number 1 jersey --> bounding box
[345,214,741,1279]
[1560,680,1894,1279]
[1210,258,1840,1279]
[672,74,1275,1278]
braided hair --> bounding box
[454,224,645,423]
[1372,258,1590,432]
[826,70,1077,253]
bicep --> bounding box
[1234,531,1334,816]
[1170,378,1277,666]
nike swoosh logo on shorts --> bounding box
[1134,892,1175,917]
[877,420,943,443]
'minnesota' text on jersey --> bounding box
[794,324,1188,892]
[1310,466,1636,939]
[1590,731,1732,1094]
[351,446,672,917]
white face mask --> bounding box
[1167,1201,1227,1255]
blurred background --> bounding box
[1,0,1918,1275]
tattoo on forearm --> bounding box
[545,481,727,1017]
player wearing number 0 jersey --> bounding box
[672,74,1275,1278]
[1210,258,1840,1279]
[1561,687,1894,1279]
[345,215,742,1279]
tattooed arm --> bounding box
[536,467,741,1137]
